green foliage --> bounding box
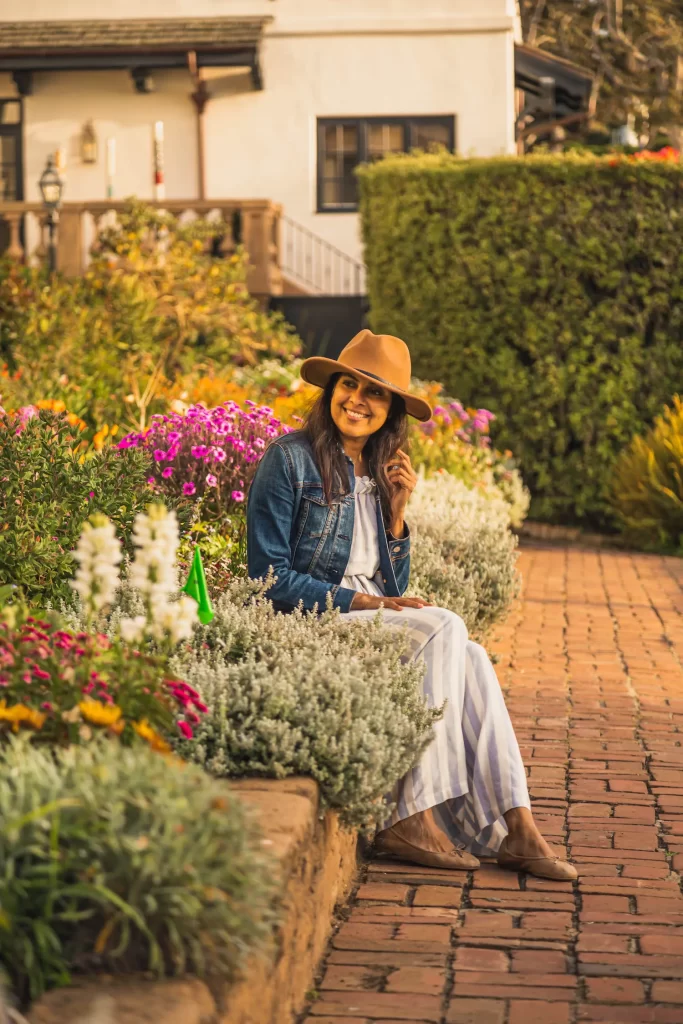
[358,151,683,525]
[0,200,299,433]
[0,410,182,606]
[175,576,442,829]
[409,472,520,642]
[609,395,683,553]
[0,737,275,1006]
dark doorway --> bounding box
[269,295,369,358]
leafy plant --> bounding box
[408,471,520,641]
[118,401,292,543]
[609,395,683,553]
[409,397,530,527]
[358,151,683,526]
[0,738,276,1005]
[174,576,441,828]
[0,201,299,432]
[0,410,185,607]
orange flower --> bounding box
[133,719,171,754]
[0,701,46,731]
[78,700,123,728]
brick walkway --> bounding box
[304,546,683,1024]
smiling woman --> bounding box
[246,329,577,882]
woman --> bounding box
[247,330,577,881]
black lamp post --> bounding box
[38,155,64,274]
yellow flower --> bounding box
[133,719,171,754]
[0,701,46,732]
[78,701,123,728]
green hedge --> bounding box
[358,152,683,525]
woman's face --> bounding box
[330,373,392,440]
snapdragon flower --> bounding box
[71,514,122,618]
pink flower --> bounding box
[191,445,209,458]
[212,447,226,462]
[183,482,196,496]
[162,467,174,478]
[153,449,166,462]
[147,476,156,486]
[41,702,54,711]
[178,720,194,739]
[231,490,245,503]
[254,438,265,449]
[206,473,218,487]
[33,667,51,681]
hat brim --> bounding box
[300,356,432,423]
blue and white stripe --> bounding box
[346,605,531,856]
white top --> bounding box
[342,476,385,597]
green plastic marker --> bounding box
[182,545,214,625]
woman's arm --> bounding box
[247,443,357,612]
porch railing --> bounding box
[281,215,366,296]
[0,199,283,296]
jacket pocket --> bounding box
[292,488,335,571]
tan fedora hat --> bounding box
[300,329,432,422]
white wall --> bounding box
[1,0,519,262]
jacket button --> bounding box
[383,577,387,584]
[393,546,401,553]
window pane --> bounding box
[0,101,21,125]
[0,136,17,200]
[367,123,405,160]
[323,180,343,206]
[320,123,359,208]
[412,122,451,151]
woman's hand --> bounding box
[350,593,431,612]
[384,448,418,538]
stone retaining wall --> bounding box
[29,778,358,1024]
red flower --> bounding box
[178,720,194,739]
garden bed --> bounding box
[28,778,358,1024]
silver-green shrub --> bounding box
[0,738,275,1005]
[409,471,520,642]
[174,576,441,829]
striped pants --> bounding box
[346,606,531,856]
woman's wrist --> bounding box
[389,516,406,539]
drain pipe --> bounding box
[188,51,209,200]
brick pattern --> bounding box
[305,547,683,1024]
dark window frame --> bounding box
[316,114,456,214]
[0,97,24,201]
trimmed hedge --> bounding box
[358,152,683,525]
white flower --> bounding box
[119,615,147,644]
[71,515,122,616]
[128,504,179,606]
[153,595,198,644]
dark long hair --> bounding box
[305,374,409,521]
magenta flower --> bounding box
[206,473,218,487]
[231,490,245,502]
[153,449,166,462]
[162,467,174,479]
[191,444,209,458]
[212,447,226,462]
[178,720,194,739]
[183,482,197,496]
[147,476,156,485]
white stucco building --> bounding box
[0,0,522,266]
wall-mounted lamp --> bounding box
[81,120,98,164]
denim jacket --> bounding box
[247,430,410,613]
